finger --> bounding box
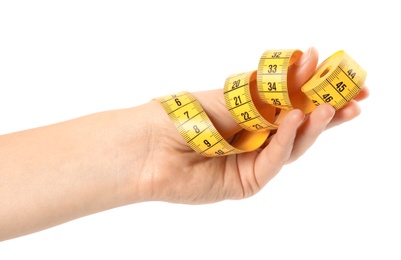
[325,100,361,130]
[288,47,319,93]
[287,103,335,164]
[254,109,305,188]
[353,86,370,102]
[324,85,369,130]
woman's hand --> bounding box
[142,47,369,204]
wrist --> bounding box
[112,100,168,205]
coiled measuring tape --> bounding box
[155,49,367,157]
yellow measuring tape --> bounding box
[155,49,367,157]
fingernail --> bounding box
[295,47,312,67]
[324,105,336,125]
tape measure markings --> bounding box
[224,70,277,132]
[156,49,367,157]
[257,49,303,111]
[301,50,366,110]
[157,91,270,157]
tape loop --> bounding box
[156,49,367,157]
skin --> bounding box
[0,47,370,241]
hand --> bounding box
[142,47,370,204]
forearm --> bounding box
[0,102,156,241]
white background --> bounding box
[1,1,400,259]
